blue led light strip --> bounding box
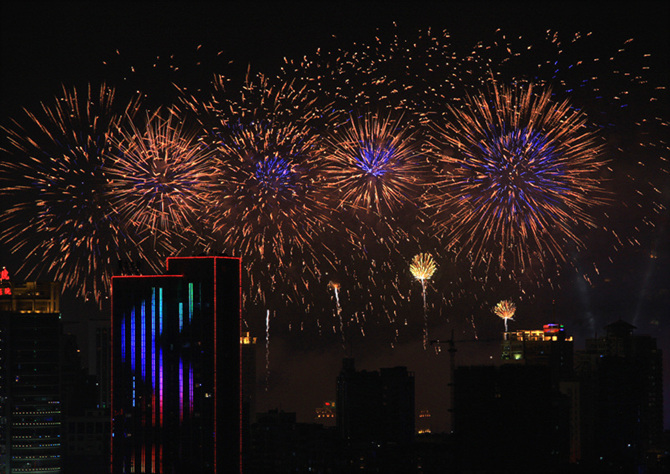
[141,300,146,380]
[188,283,194,324]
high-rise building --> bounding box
[501,322,580,461]
[82,318,111,410]
[314,401,336,427]
[111,256,241,474]
[336,359,415,471]
[417,409,431,434]
[501,323,574,380]
[1,277,62,474]
[240,331,256,469]
[575,320,663,470]
[454,364,572,470]
[336,358,415,445]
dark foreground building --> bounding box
[111,256,241,474]
[336,358,415,472]
[455,321,665,473]
[576,320,664,471]
[454,364,571,471]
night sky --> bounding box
[2,2,669,432]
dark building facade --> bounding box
[63,409,110,474]
[454,320,664,472]
[1,279,62,474]
[336,358,415,471]
[501,323,574,382]
[337,358,415,446]
[454,364,571,471]
[240,331,256,469]
[247,410,340,473]
[575,320,664,471]
[501,323,581,462]
[111,256,241,474]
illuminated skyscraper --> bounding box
[501,323,575,382]
[111,256,241,474]
[1,277,62,474]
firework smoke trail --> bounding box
[328,281,345,346]
[410,253,437,349]
[430,81,607,272]
[493,299,516,332]
[0,84,159,302]
[107,109,213,243]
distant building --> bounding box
[454,364,571,471]
[60,331,101,473]
[502,323,574,381]
[83,318,111,410]
[336,358,415,446]
[314,401,336,427]
[247,410,339,473]
[240,332,257,426]
[111,256,242,474]
[336,358,415,471]
[0,279,60,313]
[501,322,581,462]
[240,331,257,468]
[63,409,110,474]
[1,278,62,474]
[417,409,431,434]
[575,320,663,470]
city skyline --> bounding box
[1,2,668,435]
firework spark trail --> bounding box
[283,26,497,120]
[328,281,345,347]
[493,299,516,332]
[430,81,607,272]
[0,84,161,302]
[107,108,213,241]
[470,315,479,340]
[410,253,437,349]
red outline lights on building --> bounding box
[543,323,564,335]
[111,257,242,474]
[1,267,10,294]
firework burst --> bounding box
[0,84,159,302]
[107,109,213,242]
[187,72,338,306]
[493,299,516,332]
[430,81,607,271]
[326,111,428,215]
[410,252,437,348]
